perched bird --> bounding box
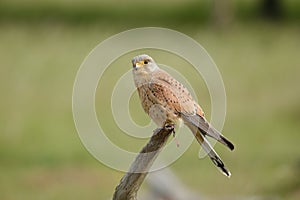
[132,54,234,177]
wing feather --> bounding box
[182,114,234,150]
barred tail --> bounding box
[188,125,231,177]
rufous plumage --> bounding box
[132,54,234,177]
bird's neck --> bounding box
[133,71,153,88]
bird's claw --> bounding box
[154,124,179,147]
[153,124,175,136]
[165,124,180,147]
[164,124,175,135]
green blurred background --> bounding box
[1,0,300,199]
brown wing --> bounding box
[147,81,182,114]
[151,69,234,150]
[181,113,234,150]
[151,69,204,116]
[136,80,183,117]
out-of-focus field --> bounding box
[0,6,300,200]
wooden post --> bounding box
[112,127,173,200]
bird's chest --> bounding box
[137,85,161,113]
[137,85,178,127]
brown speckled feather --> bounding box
[151,69,204,116]
[132,54,234,177]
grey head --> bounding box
[131,54,159,73]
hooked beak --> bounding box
[132,61,143,70]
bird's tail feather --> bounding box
[181,114,234,151]
[188,125,231,177]
[199,125,234,151]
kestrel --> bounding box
[132,54,234,177]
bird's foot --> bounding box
[164,123,175,135]
[152,124,175,136]
[164,124,180,147]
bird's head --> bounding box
[132,54,158,73]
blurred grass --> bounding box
[0,0,300,25]
[1,22,300,199]
[0,2,300,199]
[0,1,210,25]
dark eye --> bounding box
[143,60,148,64]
